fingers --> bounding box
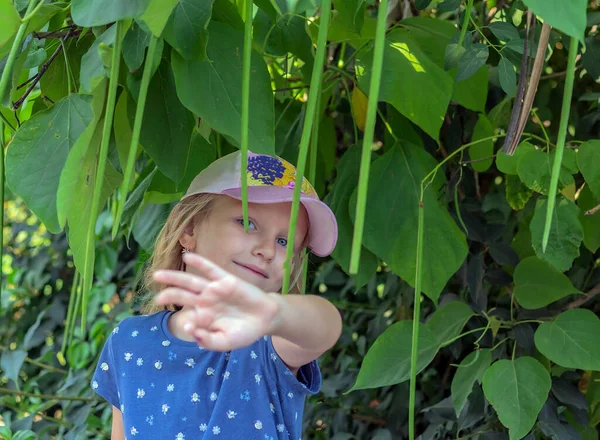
[182,253,230,281]
[153,269,208,292]
[191,328,231,352]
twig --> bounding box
[12,27,75,111]
[461,154,496,164]
[351,414,387,426]
[585,204,600,216]
[564,282,600,310]
[33,29,81,39]
[540,65,582,80]
[274,85,309,92]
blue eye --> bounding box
[238,219,256,229]
[276,237,288,247]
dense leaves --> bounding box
[1,0,599,439]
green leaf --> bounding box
[415,0,431,9]
[529,197,583,272]
[451,349,491,417]
[577,184,600,253]
[456,44,489,82]
[57,112,123,297]
[521,0,586,42]
[469,114,494,172]
[513,257,581,309]
[506,174,533,211]
[426,301,473,347]
[488,21,520,41]
[39,35,93,104]
[535,309,600,371]
[518,149,576,195]
[581,37,600,82]
[122,21,151,73]
[171,21,275,155]
[482,357,551,440]
[335,0,366,35]
[0,349,27,384]
[253,11,314,78]
[72,0,150,27]
[80,25,117,93]
[0,0,21,47]
[131,61,195,185]
[349,144,468,303]
[451,65,488,113]
[498,56,516,98]
[496,141,536,175]
[140,0,179,37]
[5,95,94,233]
[324,146,379,288]
[576,140,600,198]
[356,28,453,142]
[163,0,215,60]
[349,321,439,391]
[444,42,466,70]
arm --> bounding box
[111,406,125,440]
[269,294,342,371]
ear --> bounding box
[178,222,196,251]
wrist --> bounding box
[266,293,286,337]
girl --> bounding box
[91,151,342,440]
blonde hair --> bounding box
[138,193,308,314]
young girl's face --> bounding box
[183,196,309,293]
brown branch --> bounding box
[33,29,81,39]
[585,203,600,216]
[564,282,600,310]
[540,65,583,80]
[351,414,387,426]
[12,27,75,111]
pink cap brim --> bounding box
[222,187,338,257]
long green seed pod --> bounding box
[82,20,124,333]
[111,36,159,238]
[349,0,388,274]
[542,37,578,252]
[281,0,332,295]
[240,0,253,232]
[409,196,425,440]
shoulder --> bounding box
[107,311,169,342]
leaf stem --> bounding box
[281,0,332,294]
[542,37,578,252]
[82,20,124,333]
[111,35,159,240]
[21,0,46,22]
[349,0,388,274]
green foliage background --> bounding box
[1,0,600,439]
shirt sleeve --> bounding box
[262,336,322,395]
[90,330,120,408]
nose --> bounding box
[251,235,276,261]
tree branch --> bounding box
[12,27,75,111]
[585,203,600,216]
[564,282,600,310]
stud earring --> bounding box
[181,247,189,254]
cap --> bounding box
[182,151,338,257]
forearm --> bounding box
[268,294,342,353]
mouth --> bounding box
[233,262,269,279]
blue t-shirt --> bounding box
[90,310,321,439]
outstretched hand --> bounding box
[153,253,281,352]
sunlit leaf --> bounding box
[521,0,586,42]
[5,95,94,233]
[72,0,150,27]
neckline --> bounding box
[160,310,201,347]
